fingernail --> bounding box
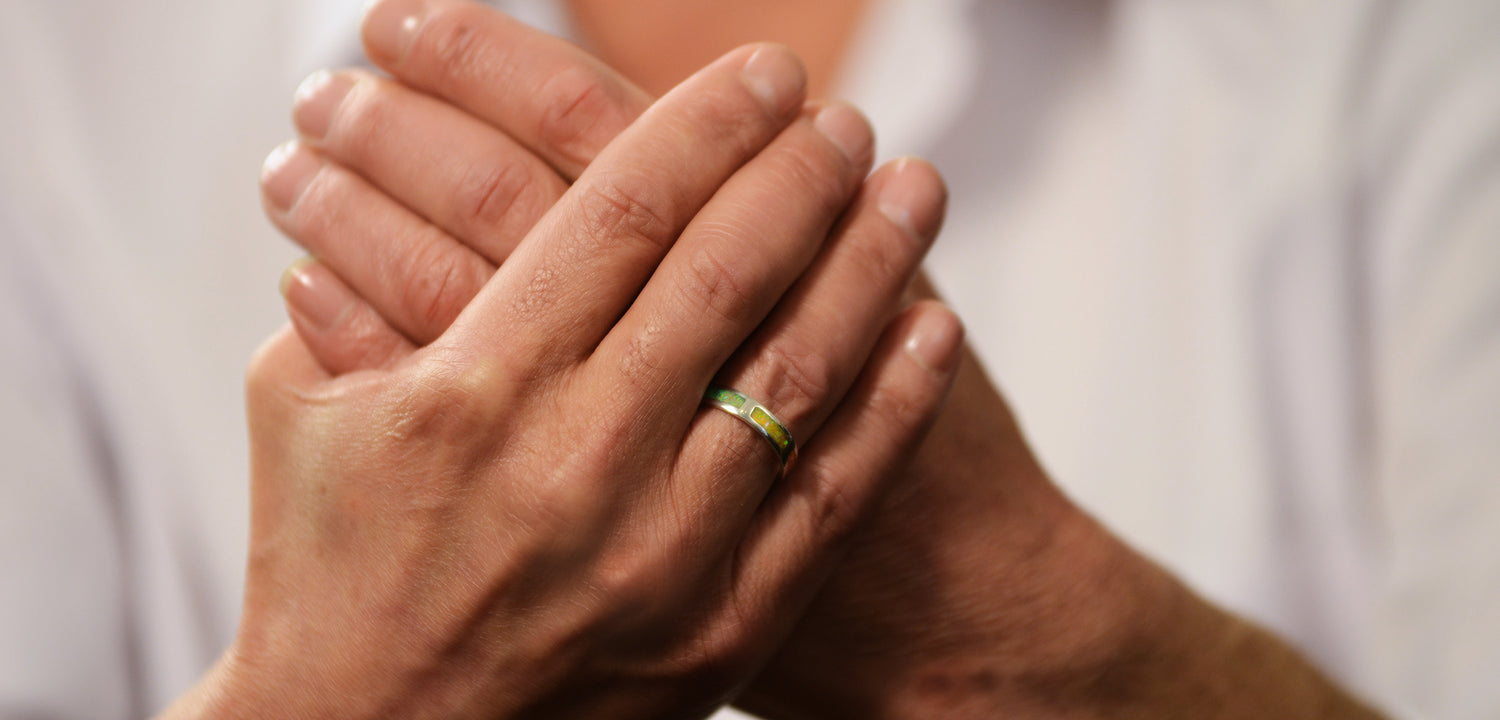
[281,257,355,331]
[293,70,356,141]
[903,306,965,376]
[740,44,806,116]
[362,0,424,64]
[877,157,947,240]
[261,141,322,212]
[813,102,874,165]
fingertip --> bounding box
[261,140,322,213]
[874,157,948,242]
[736,42,808,119]
[292,69,357,142]
[812,101,876,170]
[278,255,314,299]
[899,300,965,378]
[280,256,355,332]
[361,0,424,66]
[281,260,416,376]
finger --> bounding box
[729,302,964,643]
[292,69,568,265]
[361,0,653,179]
[260,140,493,344]
[704,158,947,458]
[587,102,877,471]
[280,257,417,375]
[440,43,808,368]
[662,158,945,552]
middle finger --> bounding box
[437,43,808,369]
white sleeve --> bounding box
[1363,3,1500,717]
[0,211,136,717]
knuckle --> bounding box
[861,376,924,434]
[850,225,914,286]
[456,156,530,232]
[797,458,867,544]
[417,7,498,95]
[583,549,676,630]
[615,324,671,394]
[398,241,487,336]
[286,167,345,236]
[679,240,757,327]
[505,263,562,333]
[767,140,850,219]
[333,311,407,371]
[675,86,780,160]
[348,338,403,373]
[380,353,504,445]
[753,337,835,419]
[594,552,666,605]
[572,175,674,253]
[535,67,626,167]
[711,416,778,475]
[508,439,614,535]
[332,82,396,158]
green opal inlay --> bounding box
[710,388,746,408]
[706,387,795,465]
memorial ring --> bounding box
[703,386,799,475]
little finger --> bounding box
[664,158,945,554]
[438,43,807,369]
[280,257,417,375]
[708,158,946,455]
[728,302,964,650]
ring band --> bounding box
[703,386,798,474]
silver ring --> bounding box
[703,386,798,475]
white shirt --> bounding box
[2,0,1496,717]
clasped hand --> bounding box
[214,4,961,717]
[155,2,1400,718]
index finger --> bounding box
[361,0,653,179]
[434,43,809,370]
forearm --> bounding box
[1118,592,1389,720]
[1009,538,1389,720]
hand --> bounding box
[256,1,1386,718]
[166,40,963,720]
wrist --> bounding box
[156,643,357,720]
[874,508,1180,720]
[740,492,1164,720]
[866,518,1385,720]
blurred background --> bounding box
[3,1,1497,717]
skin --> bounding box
[160,40,964,719]
[563,0,872,98]
[253,0,1391,717]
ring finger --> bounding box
[671,157,947,537]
